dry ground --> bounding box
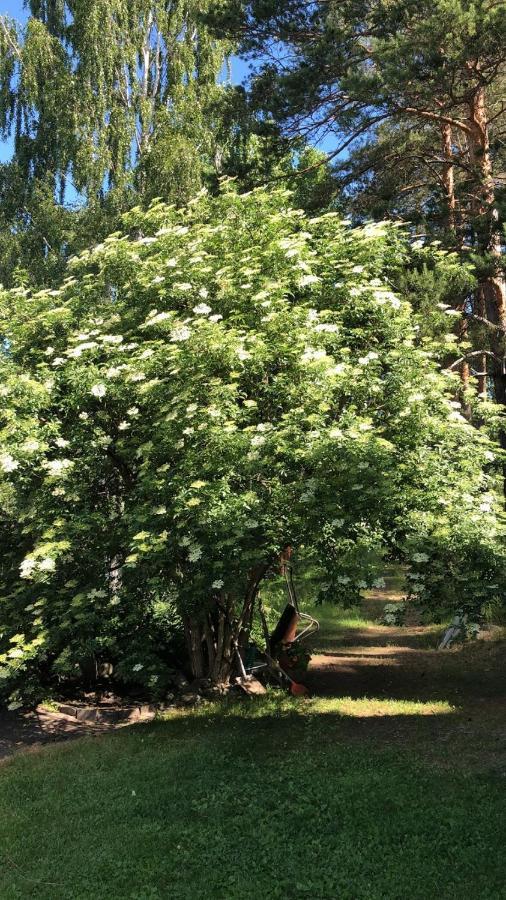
[305,584,506,774]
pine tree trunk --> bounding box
[466,78,506,495]
[440,121,456,234]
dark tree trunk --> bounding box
[183,564,270,685]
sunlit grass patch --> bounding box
[161,692,456,726]
[310,696,456,717]
[305,602,376,631]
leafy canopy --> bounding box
[0,184,503,699]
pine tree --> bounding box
[220,0,506,405]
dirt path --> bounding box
[306,590,506,773]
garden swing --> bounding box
[236,555,319,697]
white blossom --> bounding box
[411,552,429,563]
[0,454,19,473]
[68,342,98,357]
[302,348,327,363]
[193,303,212,315]
[91,383,107,398]
[19,557,36,578]
[22,440,40,453]
[39,557,56,572]
[298,274,320,287]
[188,545,202,562]
[314,323,339,333]
[212,579,224,589]
[43,458,72,475]
[55,437,70,448]
[149,312,171,324]
[170,326,191,342]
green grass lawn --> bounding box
[1,698,505,900]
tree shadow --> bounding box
[306,642,506,705]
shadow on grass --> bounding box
[1,702,505,900]
[307,642,506,705]
[1,691,505,900]
[312,626,440,652]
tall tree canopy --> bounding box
[221,0,506,246]
[0,0,230,197]
[217,0,506,450]
[0,1,240,287]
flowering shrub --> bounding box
[0,184,504,700]
[403,517,506,623]
[380,603,407,626]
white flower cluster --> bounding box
[301,347,327,363]
[313,323,339,333]
[298,274,320,288]
[20,556,56,578]
[170,326,191,342]
[371,288,401,309]
[43,458,73,476]
[358,351,379,365]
